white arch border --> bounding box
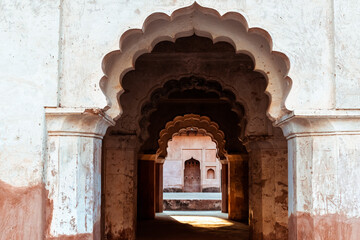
[100,2,292,122]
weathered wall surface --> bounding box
[0,0,59,186]
[44,111,112,239]
[1,1,360,239]
[2,0,358,184]
[284,123,360,240]
[0,1,60,239]
[334,0,360,108]
[102,135,137,240]
[0,180,45,240]
[163,135,221,191]
[247,139,288,240]
[227,154,249,222]
[54,0,359,112]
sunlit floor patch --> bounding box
[169,215,234,228]
[137,211,249,240]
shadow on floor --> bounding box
[136,211,249,240]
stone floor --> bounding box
[163,192,222,200]
[136,211,249,240]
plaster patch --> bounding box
[289,212,360,240]
[0,180,45,240]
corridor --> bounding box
[136,211,249,240]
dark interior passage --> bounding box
[102,34,288,240]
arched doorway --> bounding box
[102,34,288,239]
[43,3,292,237]
[184,158,201,192]
[100,3,291,240]
[41,3,360,240]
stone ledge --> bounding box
[163,199,221,211]
[274,110,360,139]
[45,107,115,138]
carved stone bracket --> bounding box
[274,110,360,139]
[46,107,115,138]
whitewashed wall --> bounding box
[56,0,359,111]
[334,0,360,108]
[0,1,59,187]
[1,0,359,188]
[0,1,360,239]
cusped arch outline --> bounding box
[137,76,245,142]
[157,114,227,160]
[100,2,292,121]
[171,127,226,162]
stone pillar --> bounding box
[103,135,138,240]
[137,154,156,219]
[228,154,249,222]
[155,160,164,213]
[245,136,288,240]
[45,108,114,240]
[221,161,229,213]
[278,114,360,240]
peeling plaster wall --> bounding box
[102,135,137,240]
[0,2,60,239]
[287,133,360,239]
[247,138,288,240]
[288,135,360,218]
[0,180,45,240]
[1,1,360,239]
[2,0,357,189]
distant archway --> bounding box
[157,114,227,160]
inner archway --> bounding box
[156,114,228,214]
[101,4,290,240]
[161,127,224,213]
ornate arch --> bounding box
[138,76,245,142]
[156,114,227,160]
[100,2,292,121]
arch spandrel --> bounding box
[156,114,227,160]
[100,2,292,121]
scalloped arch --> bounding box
[137,76,245,142]
[170,127,224,161]
[100,2,292,121]
[157,114,227,160]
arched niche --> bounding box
[157,114,227,160]
[100,2,292,122]
[207,169,215,179]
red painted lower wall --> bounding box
[0,180,45,240]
